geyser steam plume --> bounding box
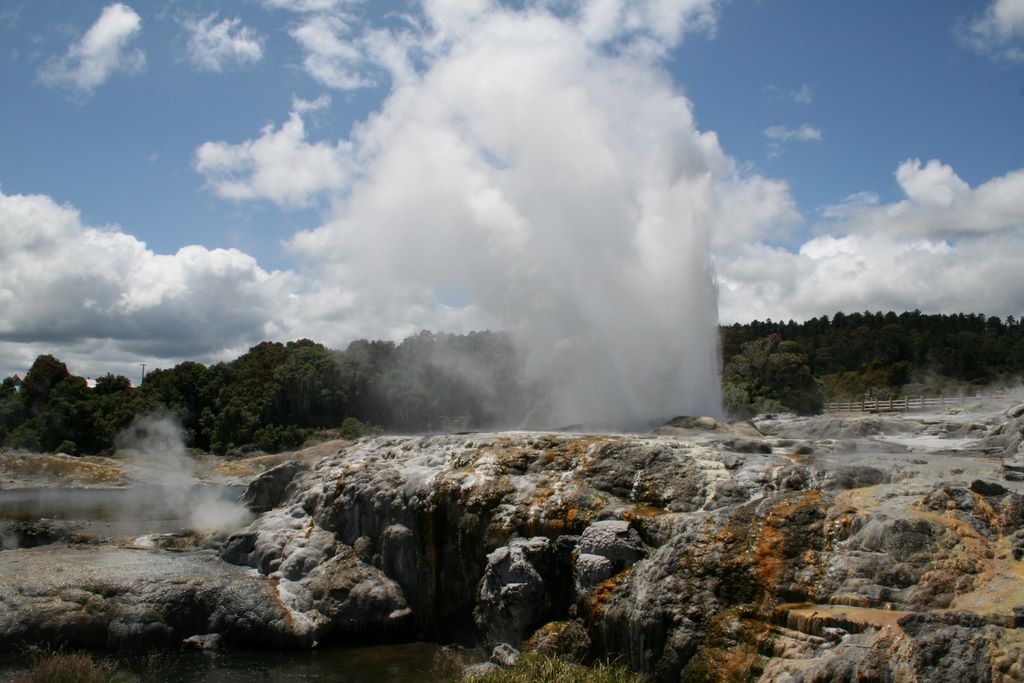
[288,5,726,426]
[116,414,252,534]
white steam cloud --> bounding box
[116,414,252,533]
[12,1,745,424]
[279,6,725,425]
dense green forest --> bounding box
[0,331,531,456]
[721,310,1024,416]
[1,311,1021,455]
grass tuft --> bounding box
[0,453,124,486]
[462,653,641,683]
[12,651,133,683]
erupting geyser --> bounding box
[290,8,725,426]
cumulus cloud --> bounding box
[0,189,297,378]
[764,124,822,142]
[37,3,145,95]
[792,84,813,104]
[960,0,1024,61]
[261,0,352,12]
[194,102,351,207]
[821,159,1024,239]
[717,158,1024,323]
[763,124,822,158]
[718,232,1024,324]
[763,83,814,104]
[821,191,879,220]
[570,0,719,49]
[712,172,801,249]
[183,13,265,72]
[895,158,970,207]
[275,0,722,92]
[292,93,331,114]
[289,13,376,90]
[420,0,494,37]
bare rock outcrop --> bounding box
[237,459,308,513]
[475,537,553,647]
[4,407,1024,681]
[0,545,301,651]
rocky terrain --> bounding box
[0,443,334,490]
[2,401,1024,681]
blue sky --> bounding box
[673,0,1024,223]
[0,0,1023,380]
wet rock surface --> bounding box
[475,536,553,647]
[0,518,86,549]
[0,545,300,651]
[3,403,1024,680]
[237,460,309,513]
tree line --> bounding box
[721,310,1024,417]
[2,311,1021,454]
[0,331,531,456]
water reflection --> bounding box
[0,643,444,683]
[0,486,244,539]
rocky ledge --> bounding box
[2,403,1024,681]
[0,545,299,651]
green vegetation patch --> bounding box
[11,651,133,683]
[462,654,641,683]
[0,453,125,486]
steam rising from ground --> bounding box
[287,7,726,425]
[116,415,252,534]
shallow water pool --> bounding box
[0,642,447,682]
[0,485,246,539]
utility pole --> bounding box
[139,363,147,386]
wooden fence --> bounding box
[825,395,969,414]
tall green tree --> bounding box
[722,335,822,418]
